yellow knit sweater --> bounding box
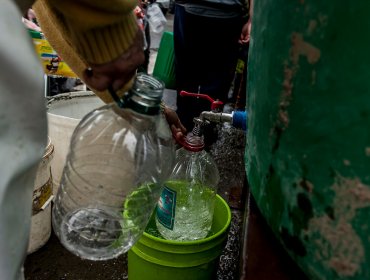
[33,0,139,103]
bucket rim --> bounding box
[43,136,54,159]
[142,194,231,245]
[46,91,102,120]
[129,244,223,268]
[46,91,96,107]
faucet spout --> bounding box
[200,111,233,124]
[199,110,248,131]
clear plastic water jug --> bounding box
[52,74,175,260]
[156,118,220,241]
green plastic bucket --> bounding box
[152,31,176,89]
[128,195,231,280]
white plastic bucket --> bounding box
[28,137,54,254]
[46,91,104,194]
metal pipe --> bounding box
[200,110,248,131]
[199,111,233,124]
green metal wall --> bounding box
[245,1,370,279]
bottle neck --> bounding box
[181,133,205,152]
[111,74,164,115]
[181,117,206,152]
[125,91,161,115]
[127,74,164,115]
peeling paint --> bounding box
[299,179,314,193]
[307,20,318,35]
[343,159,351,166]
[332,175,370,222]
[305,176,370,277]
[290,33,321,65]
[276,32,321,132]
[277,64,295,130]
[279,110,290,128]
[365,147,370,157]
[311,70,317,85]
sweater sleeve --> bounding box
[43,0,139,64]
[33,0,140,103]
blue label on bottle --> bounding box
[156,186,176,230]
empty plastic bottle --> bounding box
[52,74,175,260]
[155,118,220,241]
[146,3,167,33]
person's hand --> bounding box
[82,30,145,92]
[163,107,187,141]
[239,20,251,44]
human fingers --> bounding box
[83,68,113,91]
[164,107,187,134]
[175,119,187,134]
[171,125,185,141]
[82,30,145,92]
[239,36,250,44]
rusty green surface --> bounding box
[245,1,370,279]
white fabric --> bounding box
[0,1,47,279]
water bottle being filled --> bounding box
[52,74,175,260]
[155,118,220,241]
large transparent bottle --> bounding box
[52,74,175,260]
[155,118,220,241]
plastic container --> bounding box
[28,29,77,78]
[153,31,176,89]
[246,2,370,279]
[128,194,231,280]
[27,137,54,254]
[146,3,167,33]
[47,92,104,194]
[156,118,220,241]
[52,74,175,260]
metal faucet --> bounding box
[180,90,248,131]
